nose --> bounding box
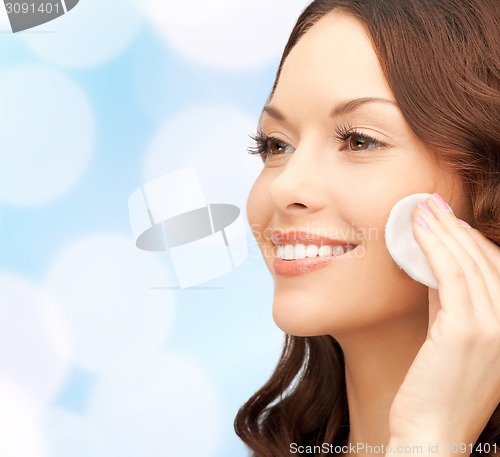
[269,142,328,217]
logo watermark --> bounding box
[290,441,498,455]
[128,168,248,289]
[248,223,380,259]
[2,0,79,33]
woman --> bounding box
[234,0,499,455]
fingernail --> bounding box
[417,202,435,218]
[431,193,452,212]
[459,219,472,229]
[416,216,430,230]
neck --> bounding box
[335,310,428,453]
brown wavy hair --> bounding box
[234,0,500,456]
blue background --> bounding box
[0,0,311,456]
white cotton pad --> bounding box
[385,193,438,289]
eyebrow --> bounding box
[330,97,397,117]
[262,97,397,121]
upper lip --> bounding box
[271,230,358,247]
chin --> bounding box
[271,277,429,338]
[271,288,363,337]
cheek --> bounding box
[432,169,469,219]
[333,183,389,240]
[332,157,442,237]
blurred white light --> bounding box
[21,0,143,68]
[45,233,176,372]
[0,2,10,31]
[42,408,114,457]
[0,379,47,457]
[87,350,221,457]
[143,0,236,26]
[142,105,263,212]
[0,66,94,206]
[143,0,310,70]
[0,273,72,405]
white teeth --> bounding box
[333,245,345,257]
[276,243,354,260]
[318,245,333,257]
[283,244,295,260]
[295,243,306,259]
[305,245,319,258]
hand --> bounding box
[388,193,500,451]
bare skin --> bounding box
[247,12,500,454]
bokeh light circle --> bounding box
[0,379,47,457]
[142,105,262,212]
[0,273,72,405]
[22,0,143,68]
[87,350,221,457]
[42,408,114,457]
[143,0,236,27]
[45,233,175,372]
[143,0,311,70]
[0,66,94,206]
[0,2,10,31]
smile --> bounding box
[271,230,359,276]
[276,243,356,260]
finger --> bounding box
[413,215,474,316]
[414,214,492,314]
[466,229,500,321]
[414,197,496,321]
[415,209,493,315]
[428,194,499,274]
[467,228,500,270]
[424,194,499,316]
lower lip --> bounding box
[274,256,337,276]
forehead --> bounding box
[271,12,394,115]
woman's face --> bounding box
[247,12,468,337]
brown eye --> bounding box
[248,132,295,163]
[334,127,387,153]
[267,139,294,157]
[345,132,384,152]
[349,134,370,151]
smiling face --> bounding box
[247,12,468,337]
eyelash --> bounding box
[247,130,292,162]
[248,125,387,161]
[333,124,387,152]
